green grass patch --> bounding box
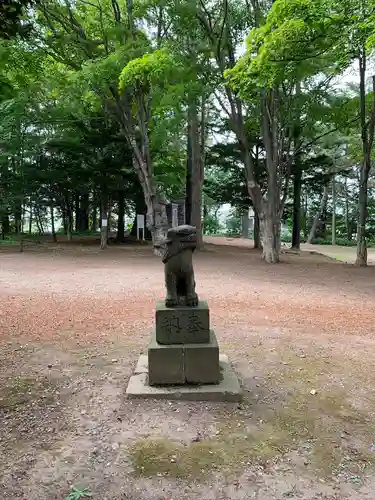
[0,239,19,246]
[131,423,293,481]
[0,376,55,411]
[131,351,375,482]
[131,439,227,479]
[272,392,375,477]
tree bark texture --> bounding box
[185,128,192,226]
[91,204,98,232]
[100,190,108,250]
[307,184,329,243]
[187,99,203,248]
[254,210,261,249]
[75,192,80,232]
[64,194,73,241]
[2,215,9,239]
[331,176,336,245]
[50,201,57,243]
[241,208,249,238]
[117,190,125,242]
[15,204,22,236]
[28,204,33,234]
[291,167,302,249]
[356,60,375,266]
[260,214,280,263]
[80,193,89,232]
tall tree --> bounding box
[229,0,375,264]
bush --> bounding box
[280,233,292,243]
[308,237,375,247]
[203,214,222,235]
[225,212,241,236]
[310,237,355,246]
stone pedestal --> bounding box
[126,299,242,402]
[150,302,220,386]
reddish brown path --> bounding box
[0,242,374,344]
[204,234,375,264]
[1,243,375,499]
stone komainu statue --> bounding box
[160,225,198,308]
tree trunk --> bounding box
[307,184,329,243]
[35,213,42,235]
[67,214,73,240]
[187,99,203,248]
[292,81,302,250]
[356,181,367,266]
[344,178,352,240]
[124,117,168,252]
[64,195,73,241]
[100,190,108,249]
[74,193,80,232]
[91,204,98,232]
[185,128,192,226]
[254,210,261,249]
[80,193,89,232]
[15,204,22,235]
[331,176,336,245]
[34,205,44,235]
[2,215,9,239]
[130,151,168,251]
[355,62,375,266]
[259,89,282,263]
[28,204,33,234]
[260,213,280,263]
[303,191,308,238]
[291,167,302,249]
[16,209,22,251]
[117,190,125,242]
[61,205,68,235]
[241,208,249,238]
[145,197,168,252]
[19,205,24,252]
[50,201,57,243]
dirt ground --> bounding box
[204,235,375,264]
[1,240,375,500]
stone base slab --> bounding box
[126,355,242,402]
[155,300,210,344]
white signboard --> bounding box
[137,214,145,229]
[101,219,108,227]
[136,214,145,240]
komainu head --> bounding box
[161,225,197,263]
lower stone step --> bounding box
[126,355,242,402]
[148,330,220,385]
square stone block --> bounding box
[155,300,210,345]
[148,332,184,385]
[184,330,220,384]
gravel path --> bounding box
[1,243,375,500]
